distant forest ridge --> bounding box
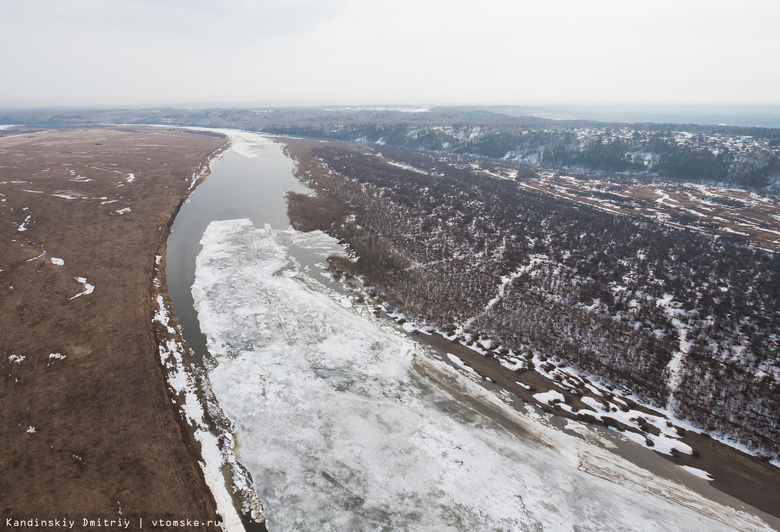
[268,121,780,193]
[4,103,780,128]
[2,105,780,192]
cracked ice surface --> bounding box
[193,218,771,532]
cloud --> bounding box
[0,0,778,107]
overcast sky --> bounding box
[1,0,778,108]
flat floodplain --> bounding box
[516,172,780,252]
[0,127,227,524]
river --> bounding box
[166,129,776,531]
[166,131,311,366]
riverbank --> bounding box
[0,126,233,528]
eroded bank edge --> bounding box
[149,136,266,532]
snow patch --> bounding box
[446,353,481,378]
[681,465,714,481]
[69,277,95,300]
[47,352,66,366]
[18,215,31,232]
[533,389,565,405]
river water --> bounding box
[166,131,311,365]
[166,130,777,531]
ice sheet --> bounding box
[193,218,771,532]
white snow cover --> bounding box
[446,353,481,378]
[533,389,565,405]
[656,294,692,409]
[17,214,31,232]
[484,256,545,312]
[384,159,429,175]
[151,289,246,531]
[192,218,771,532]
[47,352,66,366]
[26,250,47,262]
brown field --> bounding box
[513,171,780,252]
[0,127,228,527]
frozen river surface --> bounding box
[193,217,771,532]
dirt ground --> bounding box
[0,127,228,528]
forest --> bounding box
[269,122,780,193]
[286,142,780,459]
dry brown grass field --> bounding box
[0,126,228,527]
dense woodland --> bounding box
[290,144,780,458]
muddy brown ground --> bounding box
[0,127,228,527]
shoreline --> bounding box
[149,135,269,531]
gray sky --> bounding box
[1,0,778,108]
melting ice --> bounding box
[193,218,770,532]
